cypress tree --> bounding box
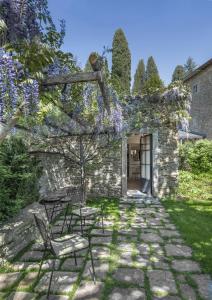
[132,59,145,95]
[172,65,185,82]
[146,56,159,80]
[111,28,131,95]
[143,56,163,93]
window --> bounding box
[193,84,198,93]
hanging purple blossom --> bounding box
[0,49,39,121]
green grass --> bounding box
[162,171,212,276]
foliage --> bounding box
[179,140,212,173]
[184,57,197,75]
[111,28,131,95]
[132,59,145,96]
[0,136,41,222]
[163,170,212,275]
[143,56,164,94]
[172,65,185,82]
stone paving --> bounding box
[0,196,212,299]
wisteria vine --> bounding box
[0,50,39,121]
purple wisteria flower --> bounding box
[0,49,39,120]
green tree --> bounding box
[184,57,197,74]
[146,56,159,80]
[132,59,145,95]
[172,65,185,82]
[143,56,163,93]
[111,28,131,95]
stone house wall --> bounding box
[185,63,212,139]
[156,127,179,197]
[38,127,178,199]
[38,143,122,199]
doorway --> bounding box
[127,134,153,194]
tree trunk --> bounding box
[79,136,86,204]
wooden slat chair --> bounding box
[33,212,96,299]
[61,188,104,236]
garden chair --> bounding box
[33,212,96,299]
[61,187,104,236]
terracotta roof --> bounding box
[184,58,212,82]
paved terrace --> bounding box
[0,195,211,300]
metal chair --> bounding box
[33,212,96,299]
[61,188,104,236]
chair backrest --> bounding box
[33,213,53,249]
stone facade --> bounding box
[39,143,122,198]
[39,127,178,199]
[157,127,179,197]
[184,59,212,139]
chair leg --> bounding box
[88,239,96,284]
[61,203,69,235]
[101,213,104,233]
[74,251,77,266]
[38,248,46,278]
[80,216,84,235]
[67,214,73,233]
[47,258,55,299]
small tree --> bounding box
[172,65,185,82]
[184,57,197,75]
[132,59,145,96]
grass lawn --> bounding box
[162,171,212,276]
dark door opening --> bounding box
[127,134,153,194]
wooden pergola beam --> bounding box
[41,52,111,115]
[42,71,102,86]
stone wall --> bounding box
[0,203,42,260]
[39,143,122,198]
[186,64,212,139]
[157,126,179,197]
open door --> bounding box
[127,134,153,194]
[140,134,153,194]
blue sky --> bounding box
[48,0,212,84]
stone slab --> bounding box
[165,244,192,257]
[113,268,144,286]
[7,291,37,300]
[117,252,134,267]
[0,272,22,290]
[141,233,163,243]
[61,257,84,270]
[91,236,112,245]
[40,296,69,300]
[73,281,103,300]
[159,230,180,238]
[117,243,133,252]
[35,271,78,293]
[179,284,197,300]
[92,246,110,259]
[147,270,177,296]
[109,287,146,300]
[172,259,201,272]
[18,272,38,289]
[21,251,44,261]
[84,261,109,280]
[191,274,212,299]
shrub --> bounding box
[0,137,42,223]
[179,139,212,173]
